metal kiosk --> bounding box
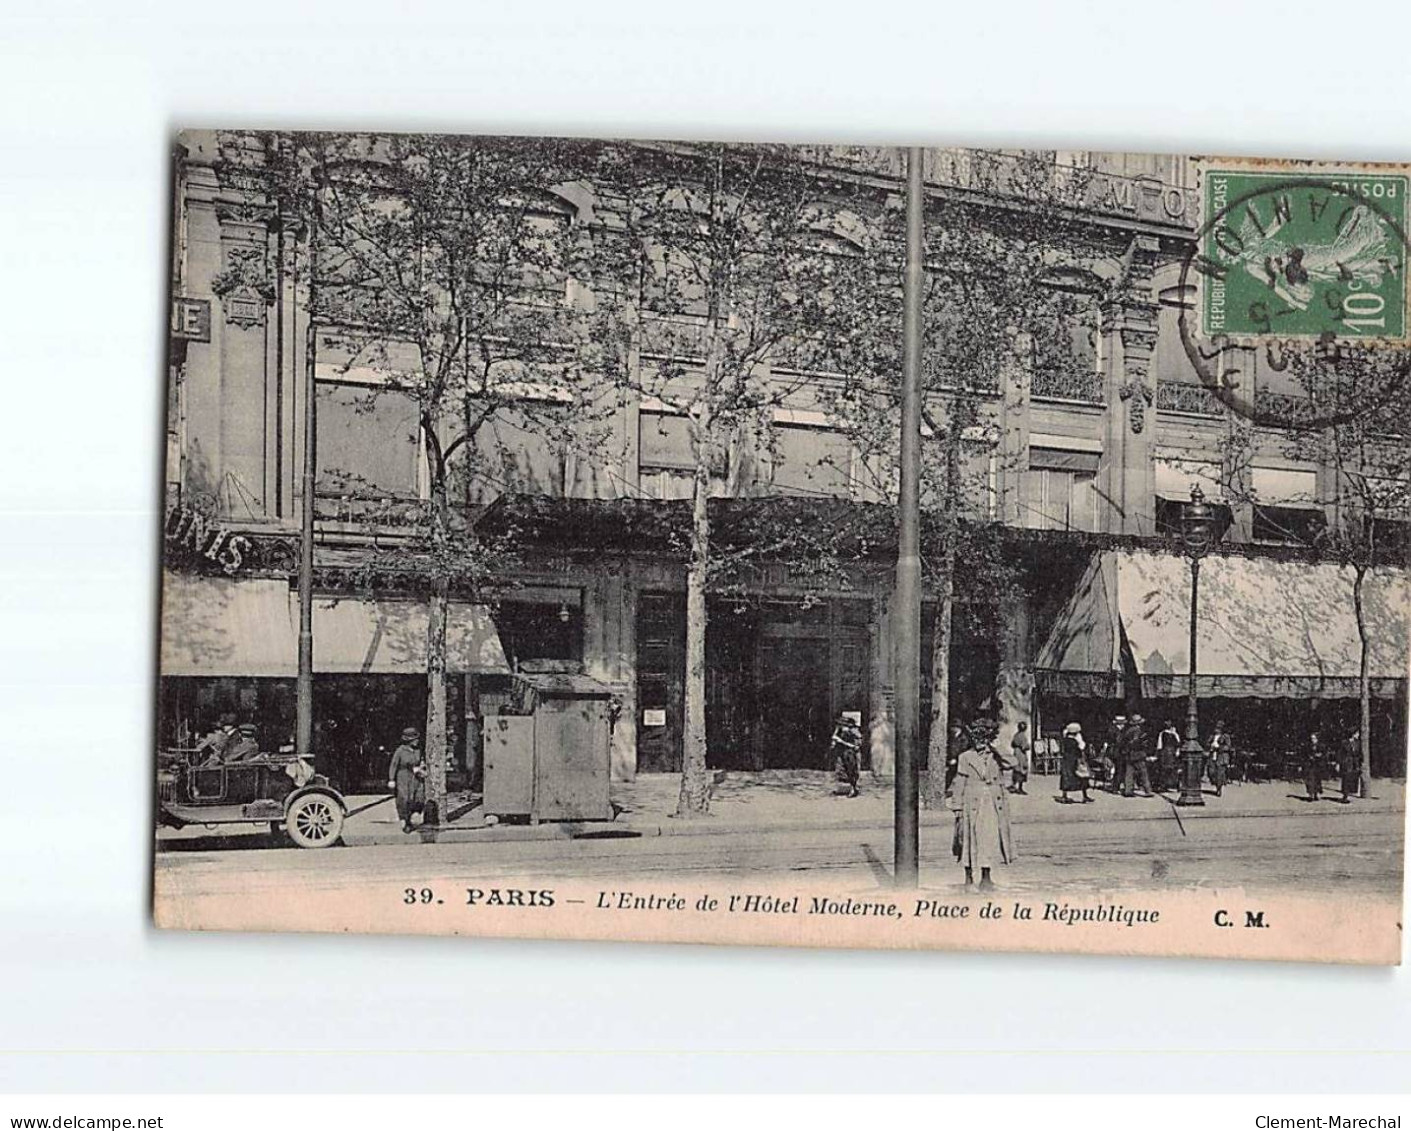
[483,672,617,823]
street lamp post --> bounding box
[1176,484,1217,807]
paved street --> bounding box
[154,780,1405,900]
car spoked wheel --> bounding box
[285,793,344,849]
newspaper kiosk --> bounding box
[482,672,616,823]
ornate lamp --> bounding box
[1176,484,1218,806]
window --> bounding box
[637,408,697,500]
[1153,456,1226,533]
[1253,504,1325,545]
[921,437,995,518]
[494,596,583,669]
[462,403,571,502]
[1022,446,1100,531]
[1251,466,1323,546]
[639,410,694,470]
[316,382,420,499]
[1029,289,1101,402]
[770,422,853,498]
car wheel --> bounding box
[285,793,344,849]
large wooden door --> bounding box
[636,593,684,773]
[756,635,833,768]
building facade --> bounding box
[160,134,1410,790]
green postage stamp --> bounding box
[1200,168,1409,340]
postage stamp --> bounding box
[1198,168,1409,340]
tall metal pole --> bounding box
[894,147,924,886]
[296,185,319,761]
[1177,554,1206,806]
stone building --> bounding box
[159,134,1409,790]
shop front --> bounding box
[1034,550,1410,776]
[158,571,510,791]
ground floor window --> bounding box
[159,674,505,793]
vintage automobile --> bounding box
[157,748,348,848]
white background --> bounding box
[0,0,1408,1095]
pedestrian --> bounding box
[1121,714,1153,798]
[948,719,1014,891]
[1208,722,1232,798]
[1339,729,1362,803]
[225,722,261,763]
[1102,715,1126,792]
[830,711,863,798]
[1157,719,1181,792]
[195,713,237,767]
[945,722,965,794]
[387,727,427,833]
[1058,721,1092,804]
[1009,721,1031,795]
[1304,731,1325,801]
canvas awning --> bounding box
[306,596,509,675]
[1036,551,1410,699]
[160,572,299,678]
[159,573,508,678]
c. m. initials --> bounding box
[1214,908,1269,928]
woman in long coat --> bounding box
[1304,731,1325,801]
[1059,722,1092,804]
[949,721,1015,891]
[387,727,426,834]
[1339,731,1362,803]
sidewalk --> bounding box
[333,770,1406,848]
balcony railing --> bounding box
[1157,380,1223,417]
[1032,366,1103,404]
[798,147,1198,231]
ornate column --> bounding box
[997,329,1032,526]
[212,193,276,522]
[1099,235,1161,535]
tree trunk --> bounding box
[923,423,962,808]
[678,448,712,817]
[923,564,954,808]
[423,478,451,827]
[1354,565,1371,797]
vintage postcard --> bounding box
[154,133,1409,963]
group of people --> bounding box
[193,714,263,766]
[193,715,430,833]
[1053,715,1169,803]
[829,712,1017,890]
[1302,729,1364,803]
[1054,714,1222,803]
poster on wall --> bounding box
[154,130,1409,964]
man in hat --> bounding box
[1120,714,1153,797]
[1102,715,1126,792]
[195,713,237,767]
[830,711,863,798]
[1208,721,1233,798]
[1008,721,1031,795]
[225,722,261,764]
[387,727,427,834]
